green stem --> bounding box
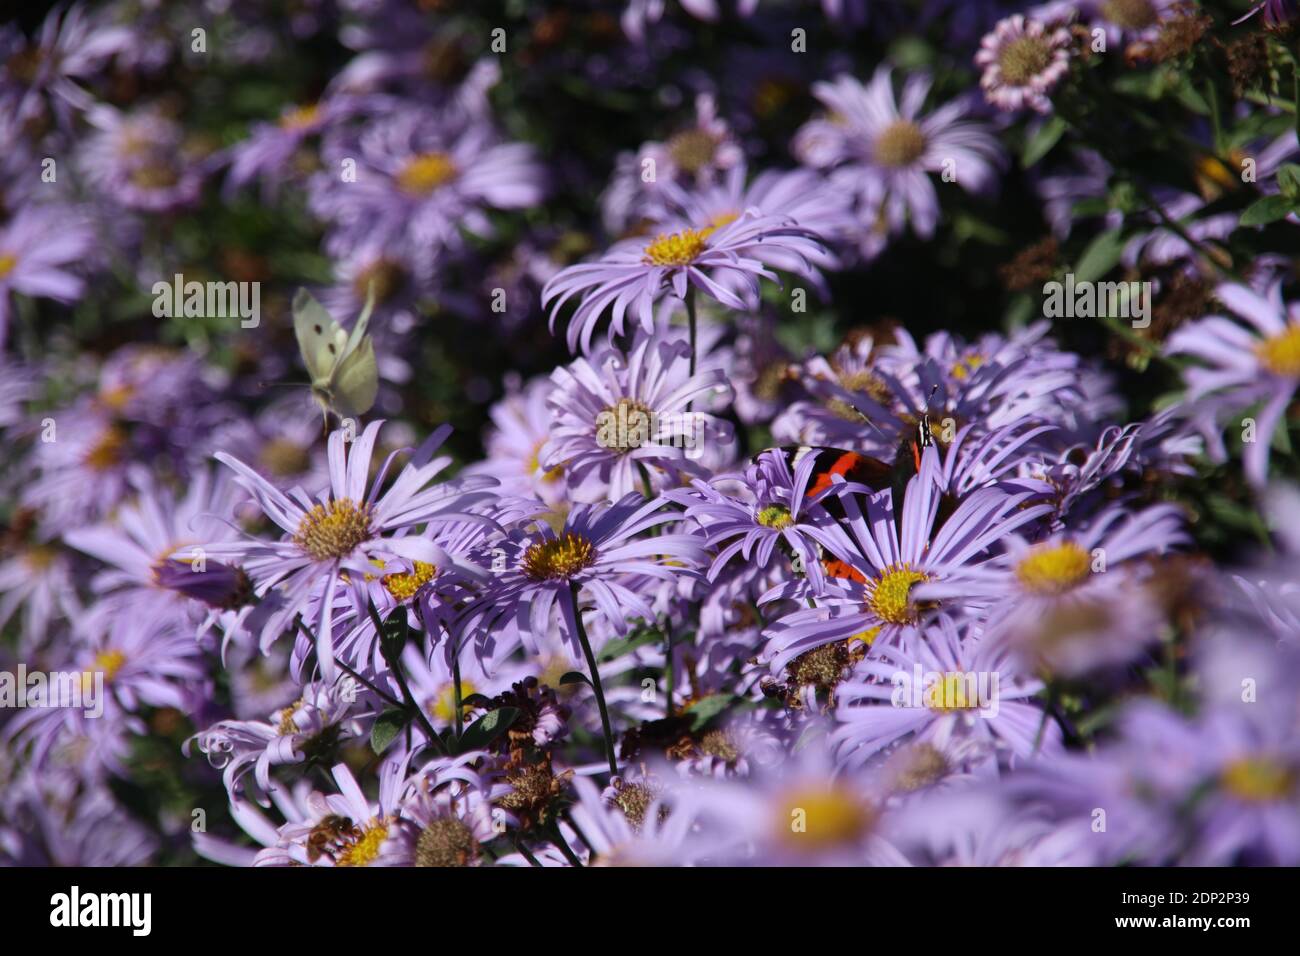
[569,582,619,777]
[664,624,675,718]
[685,286,698,407]
[549,820,584,867]
[452,649,464,741]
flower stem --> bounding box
[685,285,698,408]
[569,582,619,777]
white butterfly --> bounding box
[293,285,379,425]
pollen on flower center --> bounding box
[756,504,795,529]
[295,498,373,562]
[1255,324,1300,378]
[130,162,181,189]
[382,561,437,602]
[925,673,979,712]
[92,649,127,682]
[397,151,459,195]
[1220,757,1295,802]
[998,35,1054,86]
[667,128,720,174]
[868,564,930,625]
[874,120,927,168]
[84,425,127,472]
[276,699,304,736]
[1102,0,1157,29]
[642,228,710,267]
[778,786,873,849]
[334,820,389,866]
[597,397,655,453]
[416,817,478,867]
[0,252,17,277]
[1016,541,1091,594]
[522,532,597,581]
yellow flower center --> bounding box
[666,128,720,174]
[874,120,927,168]
[522,532,596,582]
[868,564,930,625]
[0,252,17,277]
[24,546,58,572]
[598,397,656,454]
[778,786,873,850]
[129,163,181,189]
[295,499,373,562]
[335,820,389,866]
[83,426,128,472]
[84,649,127,694]
[397,151,458,195]
[756,505,795,529]
[280,103,321,130]
[1101,0,1157,29]
[526,440,564,482]
[950,354,986,381]
[259,437,310,478]
[925,673,980,712]
[1015,542,1091,595]
[1255,324,1300,378]
[999,36,1054,86]
[850,626,882,647]
[430,679,477,724]
[1220,757,1295,802]
[276,699,304,736]
[382,561,437,602]
[642,228,710,267]
[353,258,404,304]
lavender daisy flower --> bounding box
[959,503,1187,676]
[466,494,705,656]
[759,449,1051,671]
[794,67,1004,256]
[975,14,1073,114]
[80,104,208,213]
[223,96,356,199]
[0,205,92,348]
[0,3,129,127]
[466,375,569,508]
[207,422,499,681]
[1167,282,1300,487]
[670,448,858,596]
[187,678,371,805]
[542,335,733,503]
[831,616,1059,775]
[1077,0,1184,44]
[0,536,82,652]
[401,756,506,867]
[543,209,824,354]
[311,103,544,268]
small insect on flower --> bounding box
[293,282,379,427]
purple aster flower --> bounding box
[465,494,706,657]
[0,781,157,866]
[0,535,81,653]
[759,448,1051,671]
[0,205,92,349]
[1076,0,1187,44]
[222,96,357,199]
[794,67,1004,257]
[1234,0,1296,26]
[975,14,1073,114]
[542,335,733,503]
[187,677,372,805]
[80,104,208,213]
[207,421,499,681]
[1167,282,1300,487]
[959,502,1188,676]
[831,616,1060,775]
[311,103,545,269]
[466,375,569,508]
[0,3,129,127]
[543,209,824,354]
[621,0,757,43]
[670,448,859,596]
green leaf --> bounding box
[1021,115,1068,168]
[685,694,735,732]
[596,627,664,662]
[1275,164,1300,201]
[455,707,521,753]
[558,671,592,689]
[1073,227,1126,284]
[370,709,409,755]
[1239,194,1296,227]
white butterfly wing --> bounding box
[292,289,345,385]
[329,334,378,418]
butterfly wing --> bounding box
[329,333,378,418]
[293,289,346,385]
